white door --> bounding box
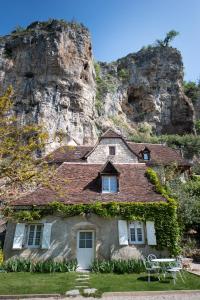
[77,231,94,270]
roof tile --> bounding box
[13,163,166,206]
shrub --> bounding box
[0,248,3,265]
[118,68,129,81]
[90,259,145,274]
[184,81,200,103]
[3,258,78,273]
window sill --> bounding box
[102,191,118,194]
[129,242,145,246]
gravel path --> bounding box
[16,291,200,300]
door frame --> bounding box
[76,230,95,269]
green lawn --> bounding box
[0,271,199,295]
[90,272,200,294]
[0,272,76,295]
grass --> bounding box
[0,271,199,296]
[0,272,76,295]
[90,272,200,294]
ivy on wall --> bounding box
[4,168,180,256]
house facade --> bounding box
[3,129,188,269]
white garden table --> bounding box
[151,258,176,279]
[151,258,175,263]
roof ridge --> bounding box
[62,162,146,165]
[127,141,165,146]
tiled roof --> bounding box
[45,146,93,164]
[100,129,122,139]
[45,142,188,166]
[127,142,188,166]
[13,163,166,206]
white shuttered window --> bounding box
[27,224,43,248]
[146,221,157,245]
[13,223,26,249]
[129,221,144,244]
[41,223,52,249]
[118,220,128,245]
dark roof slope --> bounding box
[100,128,122,139]
[13,163,166,206]
[127,142,187,166]
[45,146,93,164]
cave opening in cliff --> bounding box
[127,90,146,122]
[24,72,34,79]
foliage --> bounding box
[94,62,116,114]
[138,122,153,136]
[184,81,200,103]
[192,249,200,262]
[0,87,54,202]
[195,119,200,134]
[168,177,200,229]
[11,25,25,34]
[0,249,3,265]
[155,30,179,47]
[117,68,129,81]
[10,19,88,37]
[91,259,145,274]
[181,238,197,257]
[3,257,78,273]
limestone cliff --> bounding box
[0,20,195,151]
[95,47,194,136]
[0,20,97,152]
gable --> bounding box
[87,138,138,164]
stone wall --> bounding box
[4,214,167,261]
[87,138,138,164]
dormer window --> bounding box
[109,146,116,156]
[142,148,150,161]
[143,152,149,160]
[102,176,117,193]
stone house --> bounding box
[3,129,190,269]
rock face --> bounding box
[0,20,195,151]
[95,47,194,136]
[0,20,97,152]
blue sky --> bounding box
[0,0,199,81]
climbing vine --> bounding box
[4,168,180,256]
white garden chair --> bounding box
[143,259,160,283]
[167,257,185,285]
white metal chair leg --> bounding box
[148,271,151,283]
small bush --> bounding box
[0,248,3,265]
[90,259,145,274]
[3,258,78,273]
[118,68,129,81]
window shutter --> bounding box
[13,223,26,249]
[41,223,52,249]
[146,221,157,245]
[118,220,128,245]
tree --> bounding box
[184,81,200,103]
[156,30,179,47]
[0,87,54,203]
